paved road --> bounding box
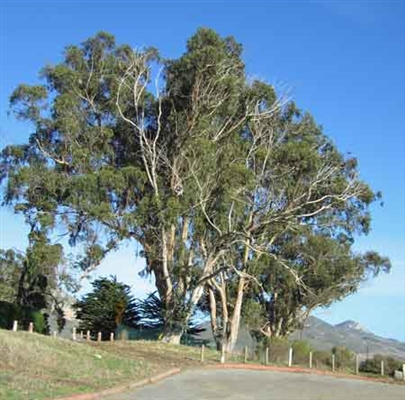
[106,369,405,400]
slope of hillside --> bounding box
[0,329,152,399]
[1,323,403,399]
[0,329,226,400]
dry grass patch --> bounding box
[0,329,153,400]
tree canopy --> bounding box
[0,233,63,311]
[73,276,139,339]
[1,28,389,346]
[241,232,391,341]
[0,249,23,303]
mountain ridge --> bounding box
[334,320,371,333]
[290,316,405,360]
[194,316,405,360]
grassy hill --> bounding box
[0,329,220,400]
[0,329,151,399]
[2,322,403,399]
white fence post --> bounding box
[288,347,293,367]
[12,320,18,332]
[220,344,226,364]
[309,351,313,369]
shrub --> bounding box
[256,337,314,366]
[312,350,331,370]
[291,340,313,365]
[0,300,48,333]
[332,346,355,371]
[256,336,290,364]
[360,354,404,376]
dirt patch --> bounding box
[90,341,215,373]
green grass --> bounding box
[1,329,402,399]
[0,329,249,399]
[0,329,153,400]
[0,329,237,399]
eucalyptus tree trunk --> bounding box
[208,275,246,354]
[161,327,183,344]
[224,277,245,353]
[222,235,251,353]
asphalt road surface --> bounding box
[106,369,405,400]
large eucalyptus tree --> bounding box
[1,29,384,345]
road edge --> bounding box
[54,368,181,400]
[206,363,403,385]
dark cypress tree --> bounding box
[74,276,140,339]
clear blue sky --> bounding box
[0,1,404,341]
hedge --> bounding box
[0,300,48,334]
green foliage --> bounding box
[0,300,48,333]
[74,276,140,339]
[0,243,66,333]
[308,346,355,371]
[0,28,390,344]
[291,340,313,365]
[332,346,355,370]
[243,231,391,341]
[0,249,23,302]
[138,291,205,338]
[4,235,63,311]
[9,84,48,120]
[360,354,404,376]
[312,350,333,369]
[258,338,313,366]
[242,299,266,336]
[256,336,290,364]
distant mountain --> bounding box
[290,316,405,360]
[334,320,370,333]
[194,316,405,360]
